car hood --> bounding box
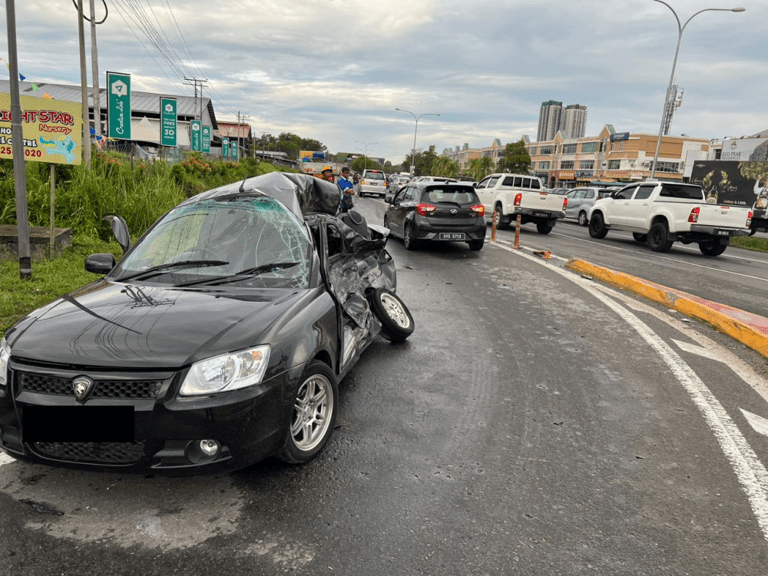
[6,279,306,369]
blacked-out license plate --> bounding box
[23,406,134,442]
[439,233,466,240]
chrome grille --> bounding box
[32,441,145,464]
[18,372,161,399]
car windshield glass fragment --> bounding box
[113,196,312,289]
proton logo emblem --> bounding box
[72,376,94,402]
[450,209,458,214]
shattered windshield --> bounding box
[113,196,312,289]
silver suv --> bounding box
[359,170,387,198]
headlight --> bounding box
[0,337,10,390]
[179,345,270,396]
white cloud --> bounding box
[2,0,765,164]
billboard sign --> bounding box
[107,71,131,140]
[160,97,177,147]
[610,132,630,141]
[190,120,201,152]
[300,150,326,162]
[690,160,768,208]
[201,125,211,153]
[222,137,229,158]
[720,137,768,162]
[0,93,82,165]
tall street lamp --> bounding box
[649,0,745,179]
[356,140,377,172]
[395,108,440,176]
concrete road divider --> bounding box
[566,258,768,359]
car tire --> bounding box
[368,287,415,342]
[403,223,418,250]
[699,239,728,256]
[536,222,553,234]
[588,213,608,239]
[648,221,673,252]
[632,233,648,243]
[494,205,509,229]
[275,360,338,464]
[468,238,484,251]
[578,212,588,226]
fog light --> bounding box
[200,439,220,457]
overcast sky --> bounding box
[4,0,767,163]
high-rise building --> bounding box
[537,100,562,142]
[536,101,589,141]
[561,104,588,139]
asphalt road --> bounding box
[1,197,767,575]
[504,216,768,318]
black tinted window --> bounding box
[614,186,636,200]
[659,184,704,199]
[424,187,479,205]
[633,185,655,200]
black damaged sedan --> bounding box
[0,172,414,474]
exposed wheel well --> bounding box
[651,215,669,228]
[313,350,334,371]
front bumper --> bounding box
[0,360,303,475]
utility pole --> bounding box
[89,0,101,137]
[77,0,91,166]
[240,113,251,158]
[183,77,208,121]
[5,0,31,278]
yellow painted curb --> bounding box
[565,258,768,359]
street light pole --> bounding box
[649,1,745,179]
[356,141,377,172]
[395,108,440,176]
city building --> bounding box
[442,139,504,171]
[527,124,712,188]
[536,100,588,141]
[536,100,562,142]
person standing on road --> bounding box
[320,166,335,183]
[338,166,355,213]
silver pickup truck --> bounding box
[587,180,752,256]
[475,173,567,234]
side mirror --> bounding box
[103,214,131,254]
[85,253,116,275]
[384,196,392,204]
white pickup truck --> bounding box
[475,173,567,234]
[587,180,752,256]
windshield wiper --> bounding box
[173,262,300,287]
[117,260,229,282]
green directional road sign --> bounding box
[202,125,211,153]
[160,97,177,147]
[190,120,201,152]
[107,72,131,140]
[222,138,229,158]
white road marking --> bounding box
[672,339,722,361]
[492,241,768,541]
[592,284,768,405]
[0,452,14,467]
[532,229,768,283]
[742,409,768,438]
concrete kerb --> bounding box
[565,258,768,359]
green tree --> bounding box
[430,156,460,178]
[351,156,384,173]
[404,145,438,177]
[498,139,531,174]
[468,156,495,181]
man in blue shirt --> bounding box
[338,167,355,213]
